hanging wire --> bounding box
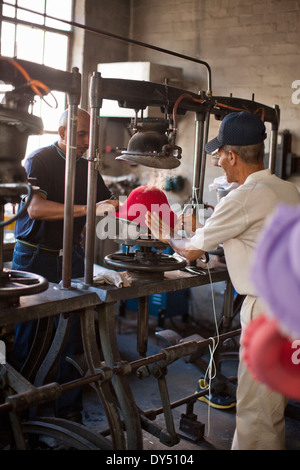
[0,0,213,94]
[0,56,58,108]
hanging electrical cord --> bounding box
[0,57,55,227]
[183,184,221,436]
[172,93,266,137]
[203,262,220,437]
[0,56,58,108]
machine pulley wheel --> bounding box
[104,252,186,273]
[0,269,48,306]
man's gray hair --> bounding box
[223,142,265,164]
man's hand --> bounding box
[96,199,119,216]
[175,213,200,235]
[145,211,174,243]
[145,210,205,262]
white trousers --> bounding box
[231,296,287,450]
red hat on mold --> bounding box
[116,185,177,229]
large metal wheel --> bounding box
[22,417,113,450]
[0,269,48,306]
[105,252,186,274]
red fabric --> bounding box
[116,185,177,228]
[242,314,300,400]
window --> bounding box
[0,0,73,155]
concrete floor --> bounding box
[2,290,299,452]
[80,310,300,452]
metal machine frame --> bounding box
[0,55,279,450]
[83,71,280,285]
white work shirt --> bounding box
[192,169,300,296]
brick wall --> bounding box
[129,0,300,201]
[80,0,300,203]
[80,0,131,108]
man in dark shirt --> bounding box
[12,108,118,422]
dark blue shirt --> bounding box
[14,143,111,250]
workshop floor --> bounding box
[2,289,299,452]
[82,312,237,451]
[79,310,300,452]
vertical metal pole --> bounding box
[97,302,143,449]
[186,106,207,268]
[0,204,4,272]
[198,111,210,204]
[222,279,234,333]
[137,296,149,358]
[191,113,205,206]
[62,67,81,289]
[84,72,102,286]
[268,105,280,175]
[269,127,278,175]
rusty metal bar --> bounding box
[268,105,280,174]
[62,102,78,288]
[143,386,218,419]
[269,128,278,174]
[80,306,126,449]
[84,71,102,286]
[137,296,150,358]
[142,375,237,419]
[157,374,180,445]
[62,67,81,288]
[192,110,205,206]
[0,204,4,271]
[0,327,240,415]
[131,328,241,370]
[97,302,143,450]
[198,111,210,204]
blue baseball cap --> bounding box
[205,112,267,154]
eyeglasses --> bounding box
[211,149,220,159]
[211,147,230,160]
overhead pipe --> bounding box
[5,2,212,96]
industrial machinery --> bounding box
[0,57,82,298]
[83,69,279,282]
[0,58,48,307]
[0,42,280,450]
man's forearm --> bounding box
[145,210,205,262]
[27,195,86,221]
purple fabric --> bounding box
[252,203,300,339]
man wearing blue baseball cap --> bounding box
[145,111,300,450]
